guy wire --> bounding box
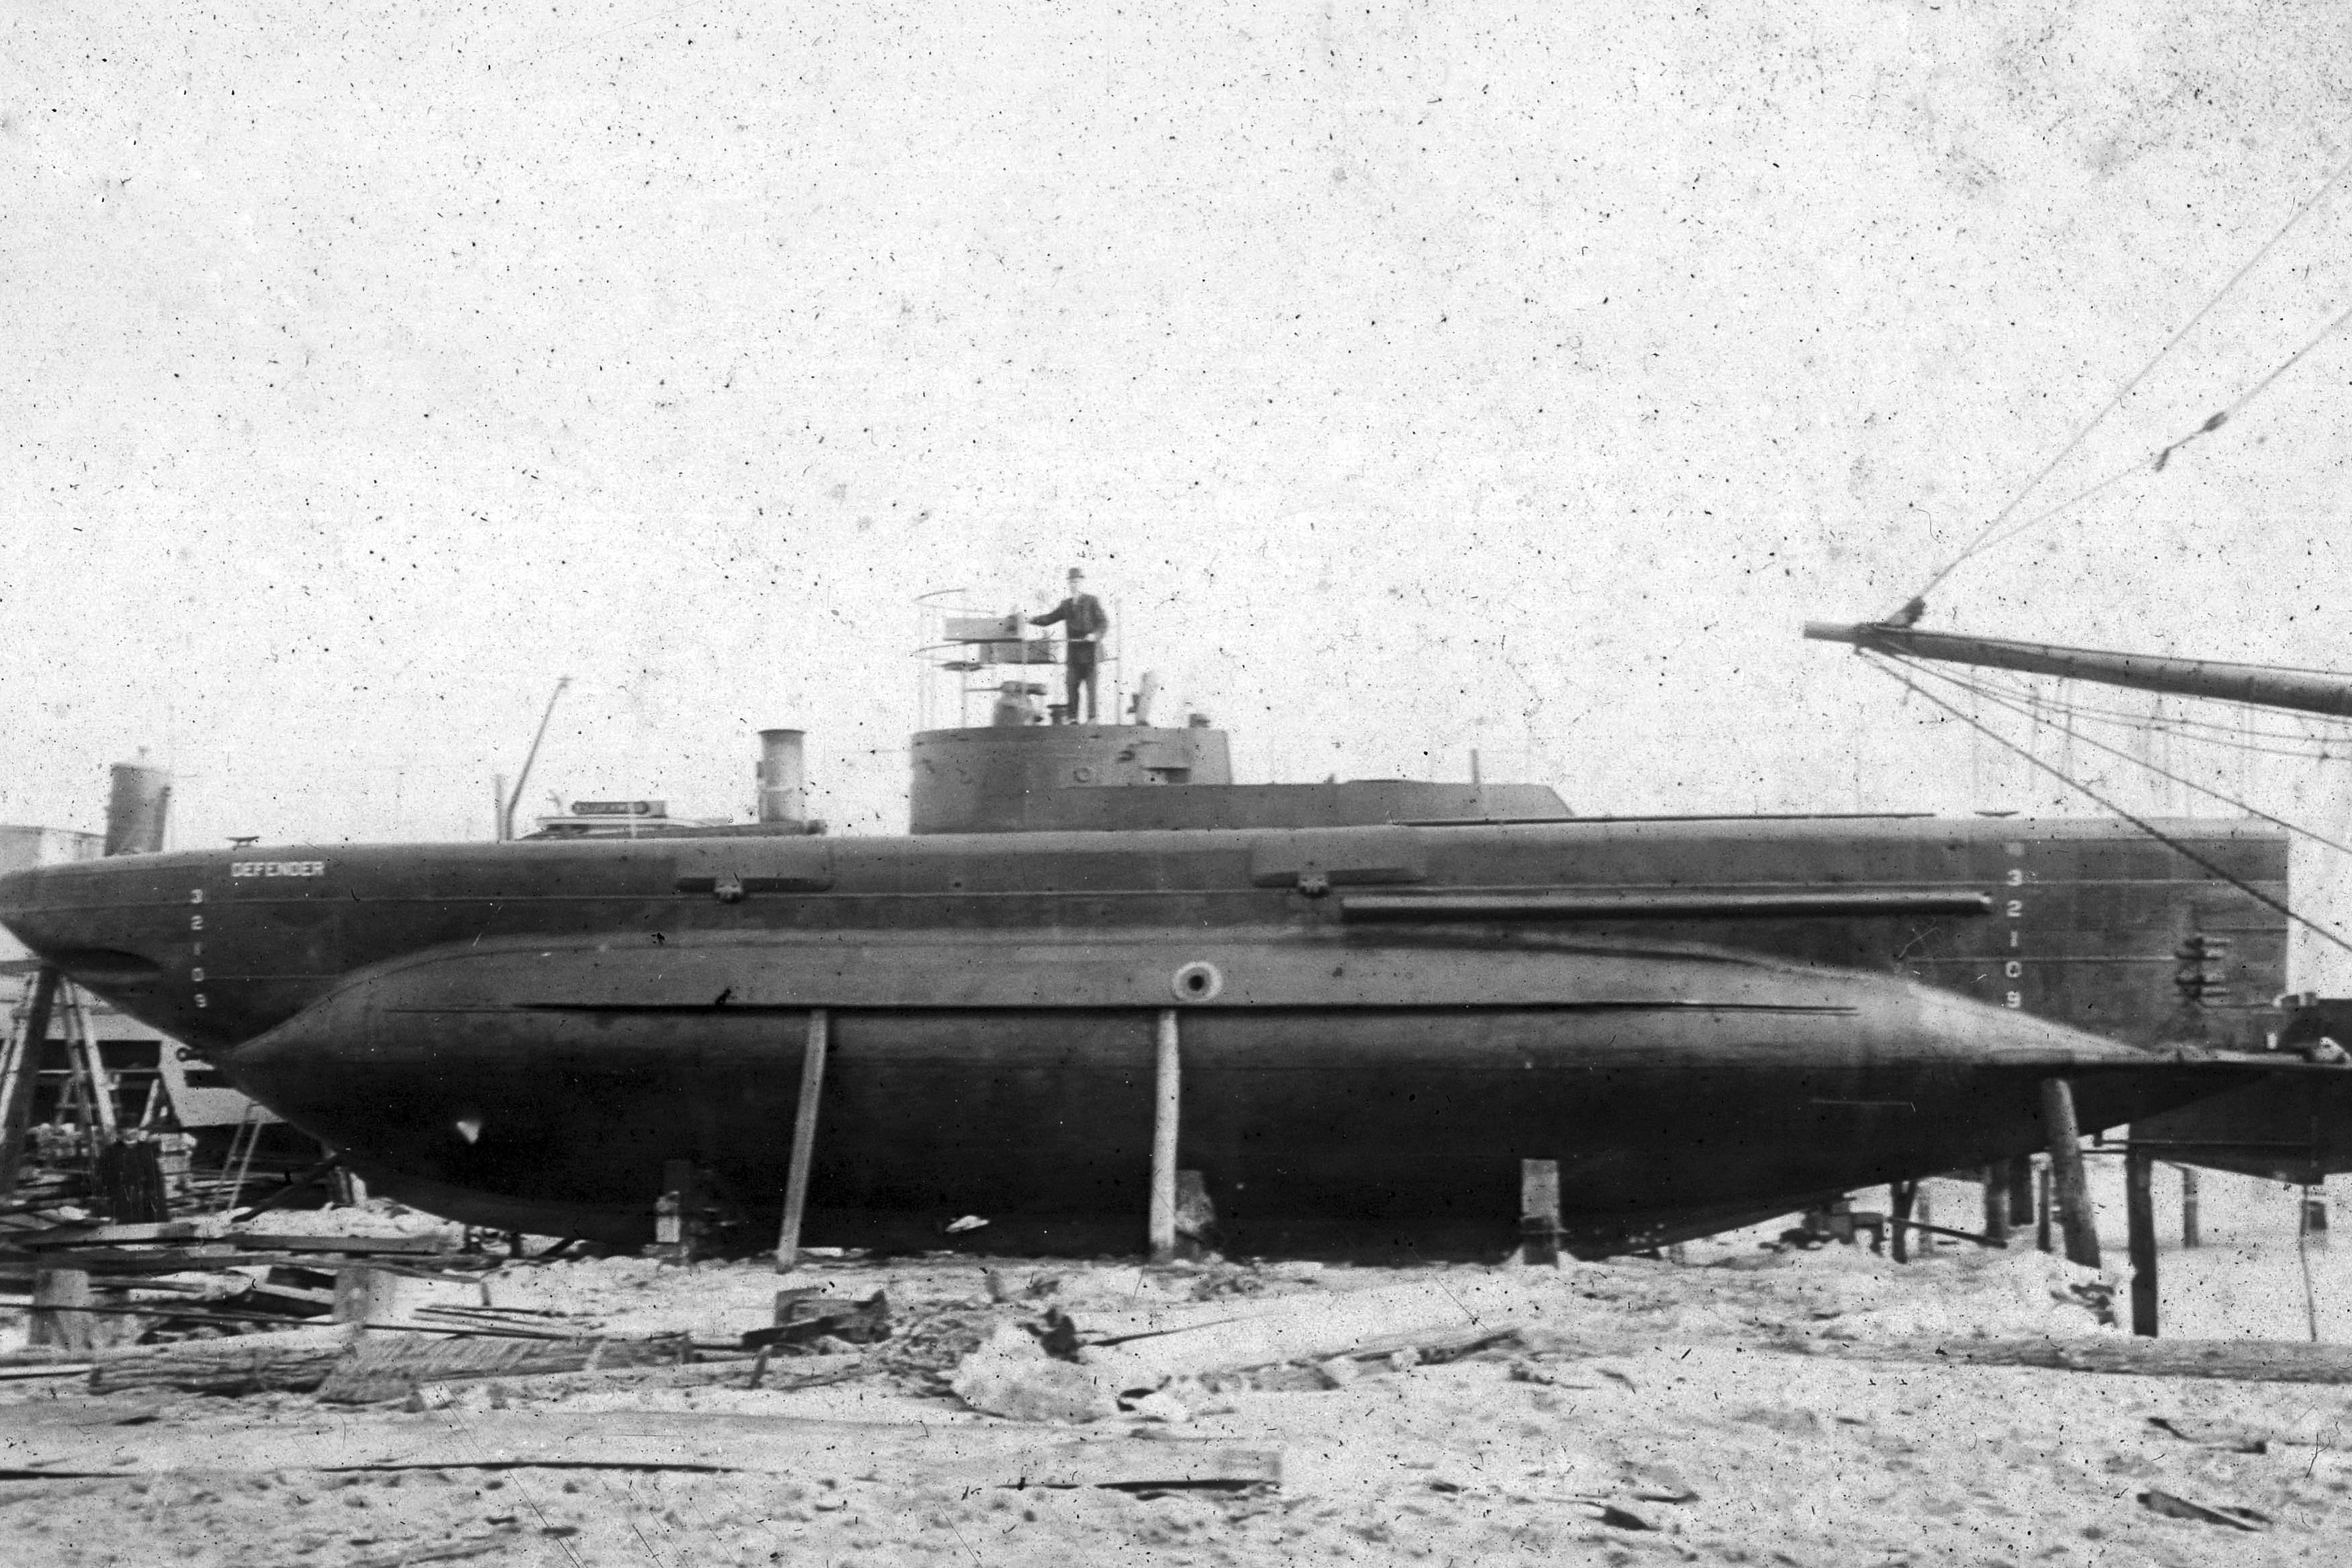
[1863,653,2352,961]
[1888,655,2352,862]
[1912,138,2352,601]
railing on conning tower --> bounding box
[914,588,1121,730]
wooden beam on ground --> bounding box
[773,1007,828,1272]
[314,1331,691,1404]
[1791,1335,2352,1385]
[16,1226,452,1255]
[2127,1144,2158,1337]
[85,1324,358,1396]
[1520,1159,1561,1267]
[0,1409,1283,1488]
[1078,1276,1547,1388]
[1148,1009,1179,1264]
[2040,1077,2102,1269]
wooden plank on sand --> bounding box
[0,1410,1281,1489]
[1793,1336,2352,1384]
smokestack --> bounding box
[105,756,173,856]
[757,729,806,824]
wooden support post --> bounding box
[1889,1181,1915,1263]
[773,1008,829,1272]
[2006,1154,2034,1229]
[1520,1159,1561,1266]
[0,968,61,1202]
[2181,1166,2201,1249]
[2036,1161,2053,1254]
[1916,1186,1936,1256]
[656,1159,699,1264]
[329,1165,368,1208]
[2126,1146,2158,1337]
[1148,1009,1180,1264]
[64,986,116,1138]
[2040,1077,2102,1269]
[333,1265,406,1326]
[2304,1185,2330,1249]
[1982,1164,2010,1245]
[29,1267,97,1351]
[1173,1169,1215,1258]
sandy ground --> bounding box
[5,1174,2351,1567]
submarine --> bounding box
[0,607,2331,1257]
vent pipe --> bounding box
[757,729,807,824]
[105,756,173,856]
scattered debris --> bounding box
[741,1288,890,1350]
[950,1323,1120,1422]
[2137,1488,2270,1531]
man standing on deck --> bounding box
[1030,568,1109,723]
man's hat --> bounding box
[1068,567,1085,581]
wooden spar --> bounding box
[1804,621,2352,719]
[2041,1077,2102,1269]
[0,968,62,1202]
[2182,1166,2201,1248]
[774,1008,829,1271]
[2127,1144,2158,1337]
[1149,1009,1179,1263]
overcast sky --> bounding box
[8,1,2352,966]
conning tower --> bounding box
[908,592,1565,834]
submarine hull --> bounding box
[216,930,2232,1253]
[0,814,2312,1256]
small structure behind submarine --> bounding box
[0,607,2338,1259]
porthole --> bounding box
[1172,961,1224,1002]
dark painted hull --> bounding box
[225,931,2248,1250]
[0,815,2315,1252]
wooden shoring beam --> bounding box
[773,1008,829,1271]
[1149,1009,1180,1263]
[2041,1077,2103,1269]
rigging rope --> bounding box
[1912,142,2352,602]
[1954,300,2352,568]
[1885,655,2352,862]
[1861,654,2352,962]
[1950,666,2352,761]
